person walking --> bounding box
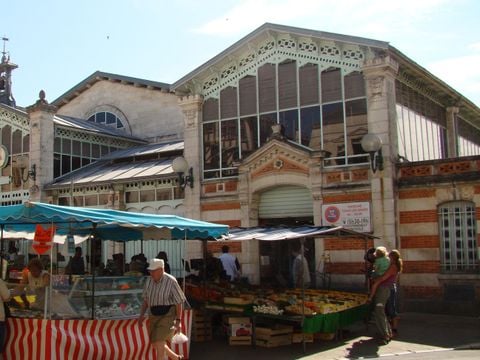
[292,247,311,288]
[219,245,241,282]
[368,249,403,345]
[156,251,171,274]
[138,258,186,360]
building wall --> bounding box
[56,81,184,143]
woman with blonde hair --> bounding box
[368,249,403,345]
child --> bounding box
[372,246,390,278]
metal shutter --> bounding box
[258,185,313,218]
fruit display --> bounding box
[185,281,368,317]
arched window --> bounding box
[438,201,478,273]
[88,111,125,130]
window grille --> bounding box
[438,201,478,273]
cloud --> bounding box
[428,54,480,106]
[193,0,450,38]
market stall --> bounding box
[185,225,374,350]
[0,202,229,359]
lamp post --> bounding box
[172,156,194,189]
[361,134,384,173]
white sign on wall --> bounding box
[321,201,371,232]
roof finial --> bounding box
[1,37,9,64]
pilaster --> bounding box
[446,106,459,158]
[177,95,203,219]
[26,91,57,202]
[362,56,399,249]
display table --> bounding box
[5,310,192,360]
[303,304,369,333]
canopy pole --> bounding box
[182,230,186,294]
[90,224,97,320]
[300,237,306,353]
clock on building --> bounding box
[0,145,9,168]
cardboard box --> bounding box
[229,323,252,337]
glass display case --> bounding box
[6,275,146,320]
[68,275,146,319]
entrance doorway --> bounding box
[258,217,315,288]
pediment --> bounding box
[239,139,311,178]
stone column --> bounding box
[446,106,459,158]
[26,91,57,202]
[362,56,399,250]
[177,95,203,219]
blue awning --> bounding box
[0,202,229,241]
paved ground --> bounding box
[188,312,480,359]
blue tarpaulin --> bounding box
[0,202,229,241]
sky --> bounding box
[2,0,480,107]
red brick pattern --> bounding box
[323,193,371,203]
[218,219,241,227]
[401,235,439,248]
[201,202,241,211]
[207,241,242,253]
[204,184,217,193]
[324,238,374,250]
[351,169,369,181]
[403,260,440,273]
[398,189,435,199]
[225,181,237,192]
[400,165,432,177]
[438,161,471,174]
[475,185,480,194]
[325,172,342,183]
[326,262,367,275]
[399,210,437,223]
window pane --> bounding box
[96,112,106,124]
[62,138,71,154]
[203,98,219,121]
[106,112,116,125]
[345,99,368,161]
[278,60,297,109]
[321,68,342,103]
[221,119,239,167]
[300,106,321,149]
[203,122,219,170]
[240,116,258,158]
[258,63,276,113]
[220,86,238,119]
[279,110,298,142]
[239,76,257,116]
[322,102,344,161]
[82,143,91,157]
[299,64,319,106]
[12,130,22,154]
[259,113,277,146]
[72,140,81,156]
[344,72,365,99]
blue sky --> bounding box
[3,0,480,107]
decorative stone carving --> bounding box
[368,76,384,98]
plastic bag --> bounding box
[171,332,188,344]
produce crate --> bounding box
[292,332,314,343]
[225,316,251,325]
[191,310,212,342]
[228,335,252,346]
[314,332,336,341]
[255,324,293,348]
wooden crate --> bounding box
[191,310,213,342]
[292,332,314,343]
[228,335,252,346]
[255,325,293,348]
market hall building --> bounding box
[1,23,479,313]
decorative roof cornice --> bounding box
[52,71,172,107]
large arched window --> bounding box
[438,201,478,273]
[88,111,125,130]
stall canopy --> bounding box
[0,202,229,242]
[225,225,376,241]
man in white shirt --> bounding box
[219,245,240,281]
[292,248,311,288]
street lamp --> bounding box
[361,134,384,173]
[172,156,194,189]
